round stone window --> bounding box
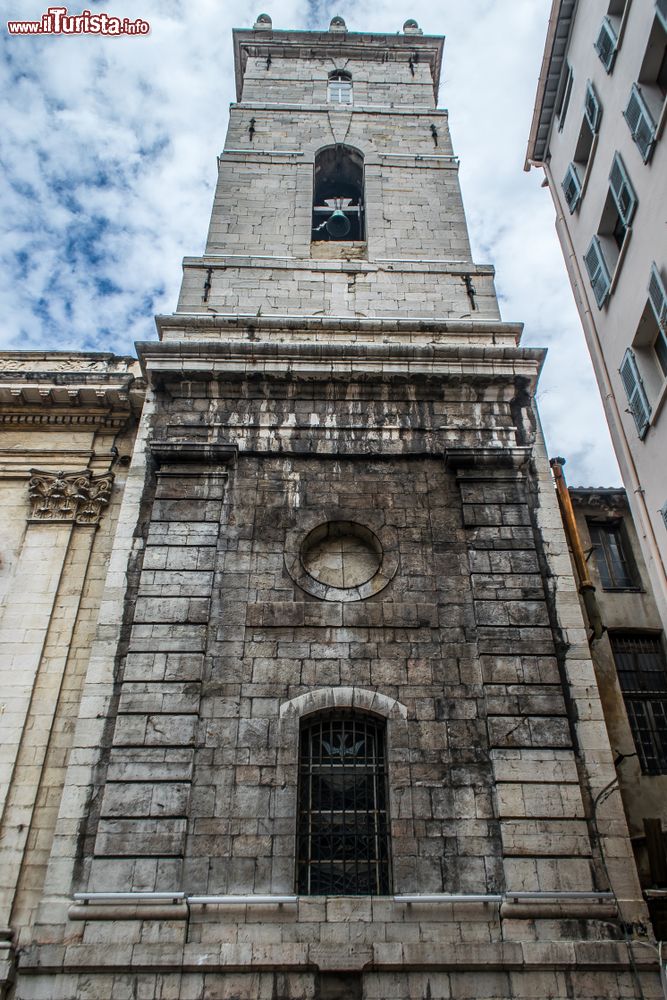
[301,521,381,589]
[284,517,399,602]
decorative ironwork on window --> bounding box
[611,633,667,774]
[297,713,390,895]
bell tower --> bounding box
[15,15,659,1000]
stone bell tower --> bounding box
[12,14,661,1000]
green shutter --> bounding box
[584,237,612,307]
[648,264,667,333]
[609,153,637,226]
[595,18,617,71]
[657,0,667,33]
[620,349,651,438]
[585,81,602,133]
[562,164,582,213]
[624,84,656,162]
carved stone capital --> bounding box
[28,470,114,524]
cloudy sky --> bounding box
[1,0,621,486]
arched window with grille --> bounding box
[297,711,390,895]
[328,70,352,104]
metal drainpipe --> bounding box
[550,456,605,640]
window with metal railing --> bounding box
[611,633,667,774]
[297,712,390,895]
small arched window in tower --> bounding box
[328,70,352,105]
[297,711,390,895]
[312,145,365,242]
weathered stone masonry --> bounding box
[5,17,662,1000]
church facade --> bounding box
[0,18,661,1000]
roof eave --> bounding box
[525,0,578,171]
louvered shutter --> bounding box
[609,153,637,225]
[648,264,667,333]
[657,0,667,33]
[595,18,617,71]
[661,500,667,532]
[620,349,651,438]
[585,81,602,133]
[584,237,612,307]
[562,164,582,213]
[624,84,656,162]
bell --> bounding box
[325,209,351,238]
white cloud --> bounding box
[0,0,620,484]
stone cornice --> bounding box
[156,313,521,345]
[0,354,144,426]
[137,338,545,389]
[232,28,444,103]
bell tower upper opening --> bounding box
[312,145,365,242]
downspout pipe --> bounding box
[550,457,605,640]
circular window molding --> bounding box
[285,516,399,602]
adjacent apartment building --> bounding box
[526,0,667,632]
[554,466,667,936]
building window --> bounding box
[312,144,364,241]
[649,264,667,377]
[297,712,390,895]
[588,153,637,293]
[620,348,652,438]
[569,82,602,196]
[658,0,667,33]
[610,633,667,774]
[627,7,667,163]
[588,521,637,589]
[328,71,352,105]
[556,62,574,130]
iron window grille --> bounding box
[611,633,667,774]
[624,84,657,162]
[297,712,390,896]
[588,521,637,589]
[595,17,618,72]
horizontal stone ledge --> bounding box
[149,440,237,466]
[246,601,438,628]
[153,316,521,340]
[20,937,654,974]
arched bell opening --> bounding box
[312,144,365,242]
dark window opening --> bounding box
[588,521,637,589]
[611,633,667,774]
[297,712,390,895]
[658,45,667,97]
[312,145,365,242]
